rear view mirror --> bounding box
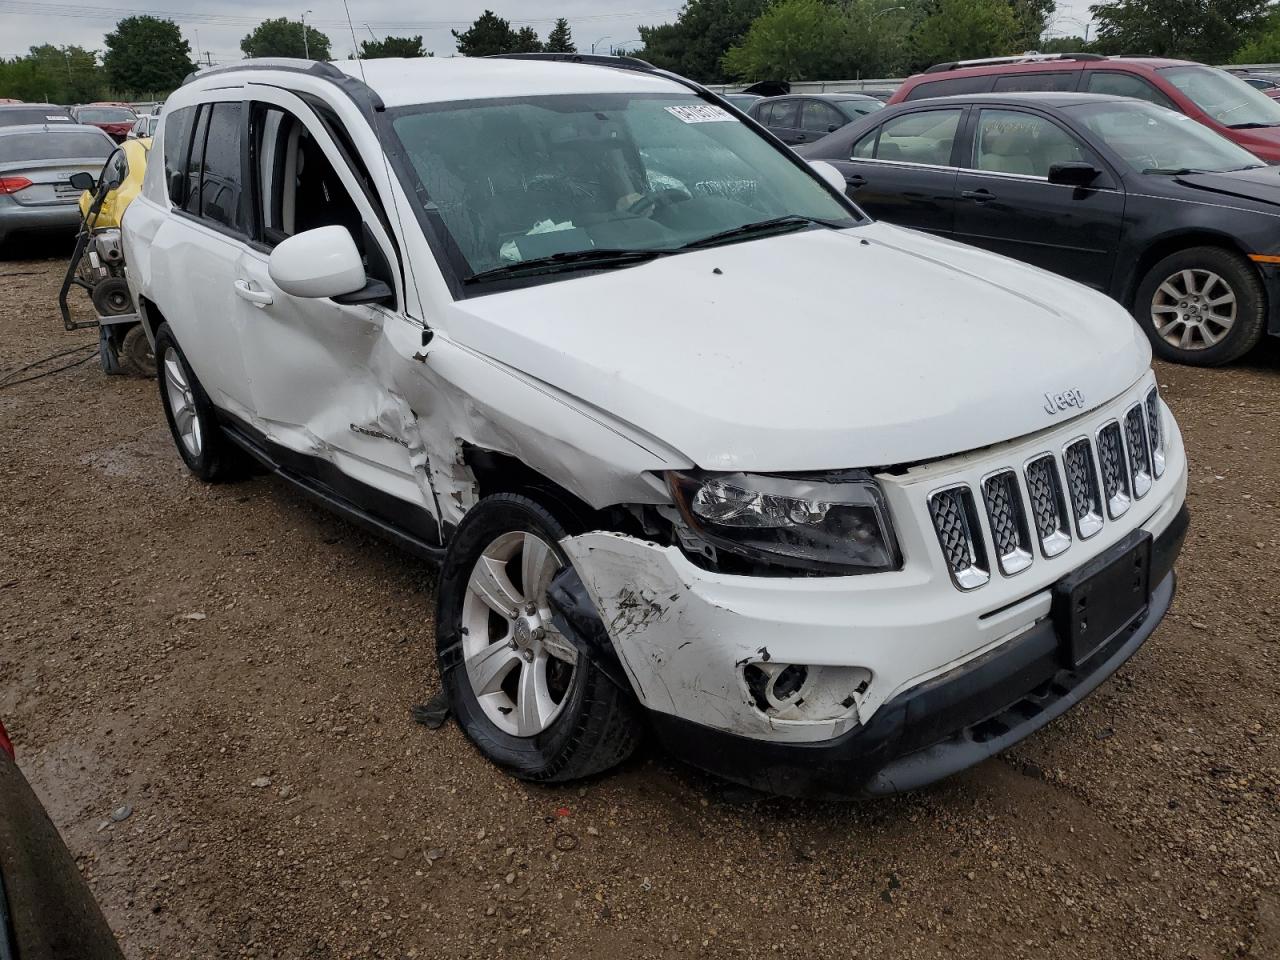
[68,172,95,192]
[268,225,367,299]
[1048,162,1101,187]
[808,160,848,194]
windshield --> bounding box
[1069,101,1264,174]
[0,129,113,162]
[1159,65,1280,127]
[387,92,856,283]
[77,107,135,123]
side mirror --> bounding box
[1048,162,1101,187]
[808,160,848,194]
[268,225,366,299]
[827,123,840,133]
[68,171,95,192]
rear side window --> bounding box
[163,106,195,204]
[182,107,209,215]
[0,130,112,162]
[1085,71,1176,109]
[867,109,962,165]
[904,75,995,100]
[993,72,1076,92]
[200,103,244,231]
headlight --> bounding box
[666,470,900,575]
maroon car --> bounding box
[71,104,137,143]
[889,54,1280,163]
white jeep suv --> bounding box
[122,54,1188,797]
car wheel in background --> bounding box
[436,493,641,782]
[1135,246,1265,366]
[154,323,247,482]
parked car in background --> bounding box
[800,91,1280,365]
[722,92,761,110]
[71,104,137,142]
[1233,72,1280,99]
[889,54,1280,163]
[851,87,898,102]
[0,718,125,959]
[123,56,1187,799]
[748,93,883,144]
[0,103,74,127]
[0,123,116,245]
[127,113,159,141]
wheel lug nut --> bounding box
[525,601,537,615]
[521,649,534,663]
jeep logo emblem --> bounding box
[1044,389,1084,415]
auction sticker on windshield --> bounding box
[665,104,734,123]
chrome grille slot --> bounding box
[1124,404,1152,498]
[928,486,989,590]
[1096,421,1131,519]
[1062,438,1104,539]
[981,470,1032,576]
[1024,454,1071,558]
[1145,387,1165,478]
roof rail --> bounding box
[487,52,657,73]
[924,51,1104,73]
[182,58,345,86]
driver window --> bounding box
[800,101,845,133]
[973,109,1090,178]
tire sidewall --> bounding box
[154,324,220,480]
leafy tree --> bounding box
[103,16,193,95]
[724,0,853,80]
[1039,34,1094,53]
[452,10,518,56]
[359,35,428,58]
[1235,10,1280,61]
[1090,0,1269,63]
[545,18,577,53]
[1009,0,1056,49]
[636,0,769,83]
[911,0,1019,67]
[241,17,332,61]
[513,26,545,52]
[0,44,103,104]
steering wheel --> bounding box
[624,188,691,217]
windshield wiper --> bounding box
[463,247,668,284]
[679,215,841,251]
[1142,167,1211,176]
[1227,121,1280,129]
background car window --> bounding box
[182,106,209,215]
[800,100,846,133]
[763,99,799,128]
[904,75,995,100]
[973,109,1089,177]
[1159,64,1280,127]
[872,109,961,165]
[1084,72,1176,109]
[0,130,113,162]
[1070,100,1263,173]
[993,72,1076,92]
[163,107,195,205]
[200,102,244,231]
[852,130,876,158]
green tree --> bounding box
[636,0,769,83]
[1235,10,1280,61]
[513,26,544,52]
[1090,0,1268,63]
[103,16,193,95]
[1039,34,1093,53]
[241,17,332,60]
[545,18,577,53]
[724,0,853,80]
[912,0,1019,67]
[452,10,519,56]
[0,44,103,103]
[1010,0,1056,48]
[359,35,428,58]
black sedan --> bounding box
[799,91,1280,365]
[747,93,883,146]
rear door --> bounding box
[952,106,1124,291]
[833,106,965,236]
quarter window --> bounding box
[162,106,195,205]
[903,75,995,100]
[866,109,962,166]
[972,109,1090,178]
[1084,72,1176,109]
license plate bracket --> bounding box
[1051,530,1152,668]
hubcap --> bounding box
[162,346,201,458]
[460,531,578,737]
[1150,268,1236,351]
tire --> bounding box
[120,324,156,378]
[1133,246,1266,366]
[437,493,641,783]
[91,277,133,317]
[154,323,247,482]
[97,326,122,376]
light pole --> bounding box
[590,35,611,54]
[302,9,313,59]
[610,38,641,55]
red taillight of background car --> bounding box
[0,176,32,195]
[0,719,13,760]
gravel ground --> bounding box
[1,248,1278,960]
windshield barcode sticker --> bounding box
[665,104,734,124]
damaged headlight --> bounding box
[666,470,901,575]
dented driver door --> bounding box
[230,86,440,539]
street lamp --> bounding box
[302,9,313,59]
[590,35,611,54]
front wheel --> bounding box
[154,324,248,482]
[436,494,641,782]
[1133,246,1266,366]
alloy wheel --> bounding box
[162,346,201,458]
[1150,268,1236,351]
[460,531,578,737]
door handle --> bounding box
[845,174,866,187]
[961,189,995,203]
[233,279,273,307]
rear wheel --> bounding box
[154,324,247,482]
[1134,247,1265,366]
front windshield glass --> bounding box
[1159,65,1280,127]
[1069,100,1264,173]
[387,92,857,281]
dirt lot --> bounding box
[1,248,1278,960]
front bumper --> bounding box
[647,507,1186,798]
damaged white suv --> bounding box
[123,54,1188,797]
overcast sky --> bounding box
[0,0,1097,67]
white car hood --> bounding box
[445,221,1151,471]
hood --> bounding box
[446,222,1151,472]
[1222,125,1280,162]
[1171,164,1280,207]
